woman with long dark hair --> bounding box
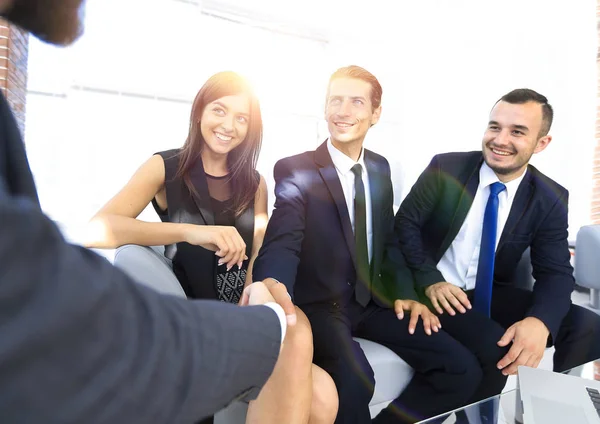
[87,71,338,424]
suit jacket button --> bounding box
[347,281,351,286]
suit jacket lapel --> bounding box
[315,141,357,268]
[188,156,215,226]
[497,169,535,249]
[365,152,383,276]
[438,159,482,258]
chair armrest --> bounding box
[113,244,185,297]
[575,225,600,290]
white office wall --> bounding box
[25,0,597,241]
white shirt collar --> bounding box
[479,161,527,200]
[327,138,366,175]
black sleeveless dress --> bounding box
[152,149,256,304]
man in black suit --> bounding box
[396,88,600,405]
[253,66,492,424]
[0,1,295,422]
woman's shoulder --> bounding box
[257,172,266,185]
[253,173,268,202]
[153,148,184,179]
[249,172,265,193]
[154,148,182,162]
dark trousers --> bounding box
[439,285,600,424]
[437,295,510,405]
[303,298,486,424]
[441,286,600,382]
[489,286,600,372]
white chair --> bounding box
[575,225,600,309]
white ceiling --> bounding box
[199,0,582,43]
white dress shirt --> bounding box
[327,139,373,262]
[437,162,527,290]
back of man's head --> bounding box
[0,0,85,45]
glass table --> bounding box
[419,358,600,423]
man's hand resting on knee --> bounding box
[395,299,441,336]
[496,317,550,375]
[425,282,472,315]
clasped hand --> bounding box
[424,282,472,315]
[240,278,297,327]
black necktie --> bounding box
[351,164,371,307]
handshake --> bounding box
[240,278,298,327]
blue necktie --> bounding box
[473,181,506,316]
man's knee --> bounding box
[282,307,314,365]
[476,327,510,366]
[555,304,600,365]
[567,305,600,338]
[443,350,483,402]
[472,336,509,399]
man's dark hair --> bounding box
[496,88,553,137]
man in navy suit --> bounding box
[396,89,600,405]
[253,66,495,424]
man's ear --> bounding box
[371,105,382,126]
[534,135,552,154]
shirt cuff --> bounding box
[263,302,287,342]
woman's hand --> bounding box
[184,225,248,270]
